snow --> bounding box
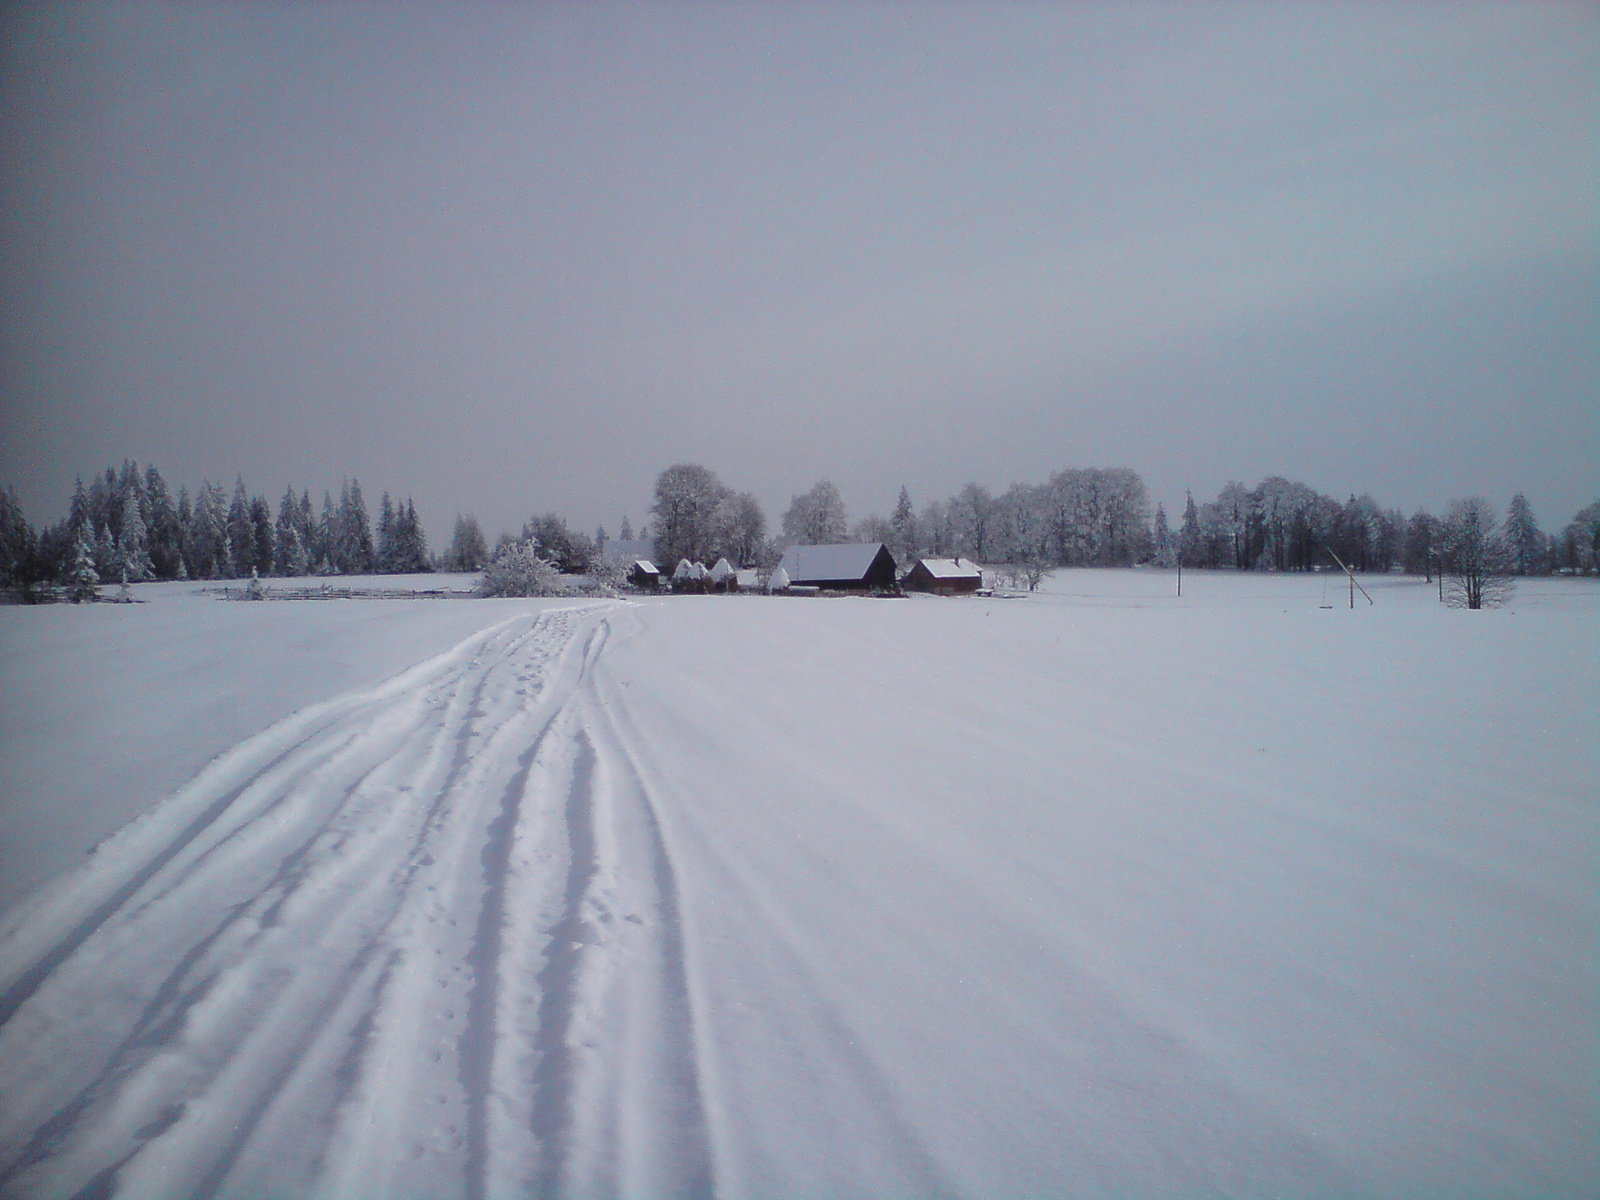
[0,570,1594,1197]
[0,577,573,911]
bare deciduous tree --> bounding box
[1441,497,1513,609]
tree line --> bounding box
[643,463,1600,598]
[3,458,1597,602]
[0,461,457,599]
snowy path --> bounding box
[0,603,715,1199]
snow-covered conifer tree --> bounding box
[1179,491,1202,567]
[890,486,915,561]
[143,466,180,578]
[66,533,99,602]
[227,479,253,576]
[116,487,154,581]
[1503,493,1544,576]
[1152,504,1172,567]
[93,523,118,578]
[377,493,397,572]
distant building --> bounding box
[627,560,661,589]
[903,557,982,595]
[776,543,897,591]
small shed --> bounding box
[903,557,982,595]
[627,560,661,589]
[776,543,898,591]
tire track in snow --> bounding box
[0,615,556,1192]
[472,615,716,1200]
[542,614,717,1198]
[585,616,957,1200]
[0,606,610,1199]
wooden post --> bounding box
[1324,546,1374,607]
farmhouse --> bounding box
[776,543,897,591]
[903,557,982,595]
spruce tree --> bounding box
[275,486,301,575]
[0,487,36,589]
[398,499,428,571]
[227,478,252,576]
[117,487,154,581]
[319,492,338,571]
[176,486,194,577]
[1152,503,1172,566]
[250,495,274,575]
[94,524,118,577]
[192,482,228,578]
[66,533,99,602]
[1503,493,1544,576]
[69,477,90,536]
[377,492,397,572]
[1179,491,1202,566]
[144,465,180,578]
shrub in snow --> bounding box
[768,566,790,591]
[588,553,626,590]
[478,540,562,597]
[245,567,267,601]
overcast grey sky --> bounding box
[2,2,1595,542]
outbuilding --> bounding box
[627,560,661,589]
[776,543,898,591]
[903,557,982,595]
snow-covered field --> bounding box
[0,571,1594,1198]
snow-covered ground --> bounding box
[0,571,1594,1197]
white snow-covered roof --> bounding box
[777,543,889,583]
[631,560,658,574]
[914,557,982,579]
[734,569,759,588]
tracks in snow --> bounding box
[0,603,714,1200]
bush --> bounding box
[478,540,563,597]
